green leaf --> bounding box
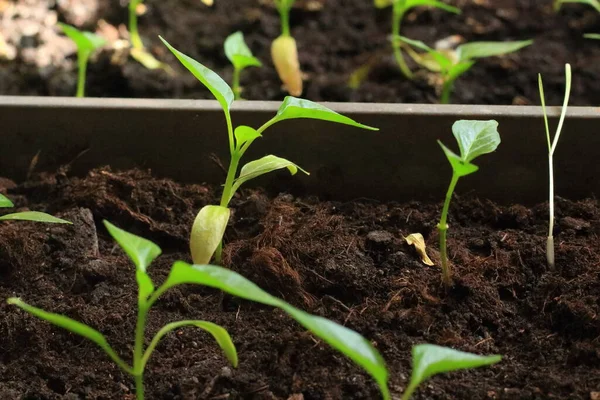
[189,206,230,265]
[438,141,478,177]
[395,36,453,71]
[452,120,501,162]
[234,125,262,151]
[445,61,475,82]
[143,320,237,369]
[230,155,308,202]
[404,0,461,14]
[160,36,234,113]
[0,194,13,208]
[273,97,378,131]
[0,211,71,224]
[224,31,262,70]
[584,33,600,39]
[157,261,391,400]
[406,344,501,397]
[58,23,106,54]
[103,220,161,300]
[7,298,132,374]
[456,40,533,62]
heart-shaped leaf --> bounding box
[225,32,262,70]
[452,120,500,162]
[0,211,71,224]
[189,206,230,264]
[273,97,378,130]
[157,261,391,400]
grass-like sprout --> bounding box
[437,120,501,286]
[396,36,532,103]
[58,23,106,98]
[9,221,390,400]
[224,31,262,100]
[538,63,572,269]
[0,193,71,224]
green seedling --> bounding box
[0,193,71,224]
[224,31,262,100]
[9,221,390,400]
[401,344,501,399]
[396,36,532,103]
[58,23,106,98]
[539,64,572,269]
[159,36,377,264]
[375,0,460,79]
[126,1,172,72]
[272,0,303,95]
[437,120,500,286]
[554,0,600,12]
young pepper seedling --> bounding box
[539,64,572,269]
[401,344,501,399]
[272,0,303,96]
[224,31,262,100]
[9,221,390,400]
[437,120,500,286]
[395,36,532,103]
[160,36,377,265]
[58,23,106,98]
[0,193,71,224]
[374,0,461,79]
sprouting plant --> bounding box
[401,344,501,399]
[0,193,71,224]
[554,0,600,12]
[159,36,377,264]
[126,1,172,72]
[437,120,500,286]
[58,23,106,98]
[539,64,572,269]
[395,36,532,103]
[224,31,262,100]
[374,0,460,79]
[272,0,303,96]
[8,221,390,400]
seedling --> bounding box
[224,31,262,99]
[0,193,71,224]
[401,344,501,399]
[159,37,377,264]
[395,36,532,103]
[272,0,303,96]
[374,0,460,79]
[437,120,500,286]
[126,1,172,72]
[8,221,390,400]
[539,64,572,269]
[554,0,600,12]
[58,23,106,98]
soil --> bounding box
[0,167,598,399]
[2,0,600,105]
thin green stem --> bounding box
[391,6,412,79]
[133,303,148,399]
[129,0,144,49]
[76,52,89,98]
[278,1,291,37]
[232,68,242,100]
[438,172,460,286]
[440,79,454,104]
[141,321,202,370]
[401,383,417,400]
[214,152,241,263]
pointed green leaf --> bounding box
[406,344,501,396]
[189,206,230,265]
[230,155,308,202]
[404,0,461,14]
[225,32,262,70]
[273,97,378,130]
[160,36,234,113]
[456,40,533,62]
[234,125,262,150]
[144,320,237,369]
[0,211,71,224]
[7,298,132,374]
[58,23,106,54]
[103,221,161,300]
[0,194,13,208]
[156,261,390,400]
[438,141,479,177]
[584,33,600,40]
[452,120,501,162]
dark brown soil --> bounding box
[0,167,598,399]
[4,0,600,105]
